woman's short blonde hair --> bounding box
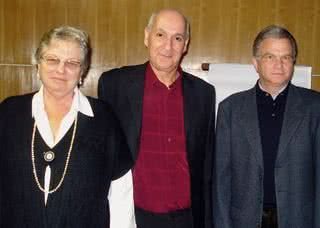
[35,26,91,81]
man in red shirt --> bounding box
[98,8,215,228]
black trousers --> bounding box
[135,207,193,228]
[261,208,278,228]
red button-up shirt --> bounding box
[133,64,191,213]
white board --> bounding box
[200,63,312,105]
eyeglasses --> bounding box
[257,53,295,65]
[41,55,81,71]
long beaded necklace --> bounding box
[31,116,78,194]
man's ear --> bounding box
[252,57,259,73]
[183,38,189,53]
[144,28,150,48]
[37,64,41,80]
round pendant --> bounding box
[44,151,55,162]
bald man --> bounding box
[99,9,215,228]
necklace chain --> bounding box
[31,116,78,194]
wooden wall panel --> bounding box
[0,66,38,100]
[1,0,319,102]
[312,76,320,91]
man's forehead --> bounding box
[152,12,186,34]
[258,38,292,51]
[260,38,291,46]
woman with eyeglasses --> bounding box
[0,26,132,227]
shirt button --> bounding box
[168,137,172,142]
[271,113,276,117]
[273,103,276,106]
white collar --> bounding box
[32,86,94,118]
[32,86,94,147]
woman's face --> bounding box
[38,39,82,99]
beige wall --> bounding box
[1,0,319,100]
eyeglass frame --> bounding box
[40,55,82,72]
[255,53,295,65]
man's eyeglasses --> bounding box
[41,55,81,71]
[257,53,295,65]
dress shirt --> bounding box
[256,82,289,208]
[108,170,137,228]
[133,64,191,212]
[32,86,93,147]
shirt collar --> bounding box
[257,80,289,100]
[145,63,183,89]
[32,86,94,118]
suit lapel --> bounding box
[240,88,264,168]
[182,75,194,145]
[276,85,304,163]
[125,66,145,159]
[182,74,203,167]
[240,85,304,168]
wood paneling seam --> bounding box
[0,64,33,67]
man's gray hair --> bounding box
[253,25,298,63]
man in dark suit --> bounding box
[98,8,215,228]
[213,25,320,228]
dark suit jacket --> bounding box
[213,84,320,228]
[98,63,215,228]
[0,94,131,227]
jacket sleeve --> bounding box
[97,72,110,104]
[0,104,2,224]
[98,72,133,179]
[0,99,8,224]
[104,103,132,180]
[213,102,232,228]
[314,111,320,227]
[204,87,215,228]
